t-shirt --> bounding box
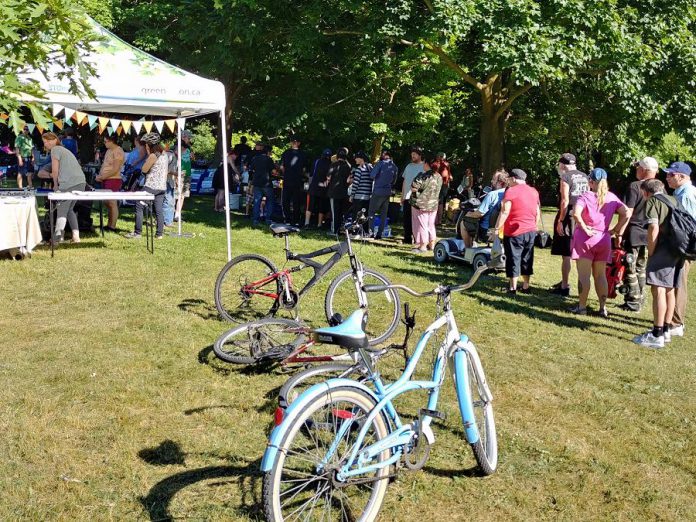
[14,134,33,157]
[62,138,78,158]
[623,180,648,246]
[126,148,146,170]
[561,169,589,206]
[309,157,331,196]
[645,192,677,241]
[179,145,192,179]
[674,181,696,218]
[280,148,307,187]
[502,183,540,237]
[327,159,352,199]
[232,142,252,166]
[249,154,275,187]
[143,153,168,191]
[402,162,425,200]
[477,188,505,230]
[573,191,625,248]
[51,145,86,189]
[100,146,125,180]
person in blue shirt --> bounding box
[460,169,509,247]
[367,149,398,239]
[61,127,79,158]
[665,161,695,335]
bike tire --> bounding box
[324,268,401,347]
[278,362,364,409]
[465,354,498,475]
[214,254,280,323]
[213,318,306,366]
[263,386,390,522]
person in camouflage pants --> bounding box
[409,158,443,253]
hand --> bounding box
[555,221,565,236]
[18,158,23,167]
[584,225,596,237]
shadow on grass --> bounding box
[179,298,221,321]
[138,440,186,466]
[424,464,482,479]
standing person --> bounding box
[326,148,352,234]
[38,132,87,243]
[569,168,629,316]
[126,136,147,171]
[280,136,307,226]
[400,147,424,244]
[350,151,373,229]
[550,153,589,296]
[409,157,443,253]
[305,148,332,228]
[432,152,452,225]
[633,179,685,349]
[174,129,194,223]
[620,157,659,312]
[61,127,78,158]
[125,133,167,240]
[249,145,275,226]
[213,151,240,212]
[495,169,541,294]
[14,125,34,189]
[94,135,125,231]
[233,136,252,168]
[457,167,475,199]
[664,162,696,336]
[368,149,398,239]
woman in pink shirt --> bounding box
[570,168,629,316]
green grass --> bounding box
[1,197,694,520]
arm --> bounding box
[15,143,23,167]
[612,205,630,245]
[141,153,156,174]
[495,200,512,233]
[51,156,60,190]
[572,202,595,236]
[556,180,570,235]
[647,223,659,257]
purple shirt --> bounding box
[573,190,625,248]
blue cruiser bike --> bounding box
[261,265,497,521]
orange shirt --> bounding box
[100,146,125,180]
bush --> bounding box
[190,120,217,161]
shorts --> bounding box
[571,233,611,263]
[307,193,330,214]
[551,207,574,257]
[102,178,123,192]
[461,216,488,243]
[18,157,33,176]
[503,232,536,278]
[646,243,685,289]
[175,179,191,198]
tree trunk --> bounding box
[371,134,384,163]
[479,81,506,184]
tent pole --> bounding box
[177,122,183,236]
[220,110,232,261]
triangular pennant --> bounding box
[98,116,109,129]
[36,124,45,133]
[143,121,154,133]
[27,123,36,133]
[165,119,176,133]
[64,107,75,120]
[121,120,132,134]
[63,117,72,126]
[52,104,64,117]
[47,122,54,131]
[89,121,98,130]
[53,119,64,130]
[107,126,114,136]
[176,118,186,130]
[88,114,98,127]
[110,118,121,130]
[132,121,143,134]
[74,111,86,125]
[154,120,164,133]
[116,126,123,136]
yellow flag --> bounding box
[143,121,154,133]
[36,124,45,133]
[121,120,132,133]
[53,119,64,130]
[98,116,109,129]
[74,111,87,125]
[164,119,176,133]
[116,126,123,136]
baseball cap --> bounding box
[510,168,527,180]
[589,168,608,182]
[290,135,301,142]
[322,148,332,157]
[558,153,576,165]
[662,161,692,176]
[634,156,659,170]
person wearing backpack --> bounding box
[665,162,696,336]
[632,179,685,349]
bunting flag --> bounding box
[89,120,98,131]
[107,126,114,136]
[116,126,123,136]
[64,107,75,120]
[53,119,64,130]
[132,120,143,134]
[98,116,109,129]
[143,121,154,133]
[154,120,164,133]
[63,117,72,126]
[88,114,98,127]
[176,117,186,131]
[36,124,44,133]
[74,111,87,125]
[165,119,176,133]
[27,123,36,133]
[121,120,132,134]
[47,122,54,131]
[110,118,121,131]
[52,104,64,117]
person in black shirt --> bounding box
[232,136,252,168]
[280,136,308,226]
[249,145,276,225]
[306,148,332,228]
[326,147,352,234]
[620,156,659,312]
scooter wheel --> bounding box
[433,243,449,264]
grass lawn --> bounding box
[1,196,694,520]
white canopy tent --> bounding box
[19,20,233,260]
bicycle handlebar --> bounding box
[363,264,489,297]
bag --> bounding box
[655,194,696,260]
[535,231,551,248]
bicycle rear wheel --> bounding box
[213,318,306,366]
[278,362,364,410]
[325,268,401,347]
[214,254,280,323]
[263,386,390,522]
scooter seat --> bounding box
[270,223,301,237]
[313,309,368,352]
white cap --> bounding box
[636,157,659,170]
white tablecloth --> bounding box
[0,196,43,256]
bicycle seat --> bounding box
[270,223,301,237]
[313,309,368,352]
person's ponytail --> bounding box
[596,178,608,208]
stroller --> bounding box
[606,247,633,298]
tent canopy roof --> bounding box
[20,20,226,117]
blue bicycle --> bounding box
[261,265,497,521]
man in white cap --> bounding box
[619,156,659,312]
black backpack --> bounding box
[655,194,696,261]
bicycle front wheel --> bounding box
[214,254,280,323]
[213,318,306,366]
[278,362,365,409]
[263,386,390,522]
[325,268,401,347]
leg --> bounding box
[426,210,437,249]
[367,196,379,234]
[672,260,690,327]
[163,182,175,226]
[592,261,609,311]
[651,286,666,328]
[575,258,593,309]
[264,187,274,223]
[153,191,165,236]
[411,207,423,247]
[402,201,413,244]
[252,188,263,224]
[281,187,292,223]
[66,202,80,242]
[624,245,646,310]
[293,189,304,225]
[665,288,676,328]
[134,200,145,235]
[377,196,389,238]
[520,233,535,289]
[561,256,572,289]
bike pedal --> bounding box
[419,408,446,421]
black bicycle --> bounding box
[214,214,401,346]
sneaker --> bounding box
[664,330,672,343]
[568,305,587,315]
[618,303,641,313]
[155,234,164,240]
[124,232,142,239]
[411,247,426,254]
[506,288,517,295]
[632,331,665,349]
[519,287,531,294]
[597,307,609,319]
[670,324,685,337]
[551,281,563,289]
[550,286,570,297]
